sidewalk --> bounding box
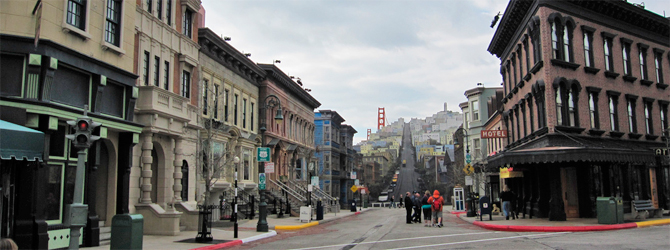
[445,206,670,232]
[83,207,372,250]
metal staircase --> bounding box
[268,179,306,216]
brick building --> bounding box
[487,0,670,221]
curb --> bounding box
[457,213,670,232]
[190,231,277,250]
[274,209,370,230]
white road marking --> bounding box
[389,232,571,250]
[290,231,499,250]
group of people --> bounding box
[402,190,444,227]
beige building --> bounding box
[131,0,203,235]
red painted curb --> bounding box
[190,239,243,250]
[355,211,361,215]
[450,211,467,215]
[472,220,638,232]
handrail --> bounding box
[269,179,305,202]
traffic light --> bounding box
[66,117,101,148]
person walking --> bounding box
[500,187,514,220]
[421,191,432,227]
[390,195,396,209]
[428,190,444,227]
[413,192,422,223]
[404,192,413,224]
[399,194,404,208]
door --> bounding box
[561,167,579,218]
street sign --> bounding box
[257,147,271,162]
[361,189,366,194]
[354,179,360,186]
[350,185,358,193]
[463,163,472,174]
[259,173,266,190]
[265,162,275,173]
[311,176,319,186]
[465,176,473,186]
[351,171,357,179]
[466,154,471,164]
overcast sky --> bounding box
[201,0,670,144]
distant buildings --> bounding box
[314,110,357,205]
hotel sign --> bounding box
[481,130,508,138]
[654,148,670,156]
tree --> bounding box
[196,82,242,207]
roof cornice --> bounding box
[257,64,321,109]
[198,28,266,86]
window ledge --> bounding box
[506,93,513,100]
[555,125,586,134]
[608,131,625,138]
[518,80,525,89]
[588,129,606,136]
[640,79,653,86]
[645,134,659,141]
[584,67,600,75]
[502,97,509,104]
[656,82,669,89]
[523,73,532,81]
[101,42,126,55]
[61,22,91,40]
[512,86,519,94]
[604,71,620,79]
[622,75,637,83]
[628,133,642,140]
[530,61,544,74]
[550,59,580,70]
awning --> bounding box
[1,120,44,161]
[286,144,298,151]
[266,138,280,147]
[488,146,656,168]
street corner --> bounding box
[275,221,319,230]
[190,230,277,250]
[635,218,670,228]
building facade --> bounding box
[1,0,143,248]
[314,110,347,201]
[487,0,670,220]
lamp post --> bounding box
[257,94,284,232]
[233,156,240,238]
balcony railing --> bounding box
[136,86,195,126]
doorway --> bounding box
[561,167,580,218]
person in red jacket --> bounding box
[427,190,444,227]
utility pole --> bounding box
[65,106,100,249]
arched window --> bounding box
[556,87,563,125]
[548,14,574,62]
[568,88,576,126]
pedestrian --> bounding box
[404,192,413,224]
[422,190,432,227]
[500,187,514,220]
[399,194,404,208]
[390,195,395,209]
[509,188,518,219]
[428,190,444,227]
[0,238,18,250]
[413,192,422,223]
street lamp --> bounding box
[257,94,284,232]
[233,156,240,238]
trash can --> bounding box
[316,200,324,220]
[350,199,357,212]
[110,214,143,250]
[597,197,624,224]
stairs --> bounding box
[99,221,111,246]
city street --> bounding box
[391,124,420,199]
[231,208,670,250]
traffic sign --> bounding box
[350,185,358,193]
[257,147,271,162]
[265,162,275,173]
[466,154,471,164]
[463,163,473,175]
[259,173,266,190]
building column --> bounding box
[173,137,184,203]
[141,133,154,204]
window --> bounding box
[473,139,481,159]
[224,89,229,122]
[589,92,599,129]
[143,51,150,85]
[166,0,172,25]
[556,87,563,125]
[163,61,169,90]
[146,0,152,13]
[506,64,512,93]
[622,41,631,75]
[242,98,247,129]
[511,57,517,86]
[66,0,86,30]
[627,99,637,133]
[181,71,190,98]
[654,50,665,83]
[563,25,572,62]
[243,151,250,180]
[639,45,648,80]
[550,18,573,62]
[567,88,577,126]
[603,36,614,72]
[472,100,479,120]
[528,97,534,132]
[517,46,524,77]
[551,22,560,60]
[154,56,160,86]
[183,9,193,38]
[531,23,541,65]
[645,101,653,134]
[202,80,208,115]
[251,103,255,131]
[524,38,531,75]
[464,112,469,129]
[234,94,238,125]
[661,102,668,134]
[157,0,162,20]
[104,0,122,46]
[583,30,594,67]
[609,95,619,131]
[214,85,219,119]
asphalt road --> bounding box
[231,208,670,250]
[390,123,419,201]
